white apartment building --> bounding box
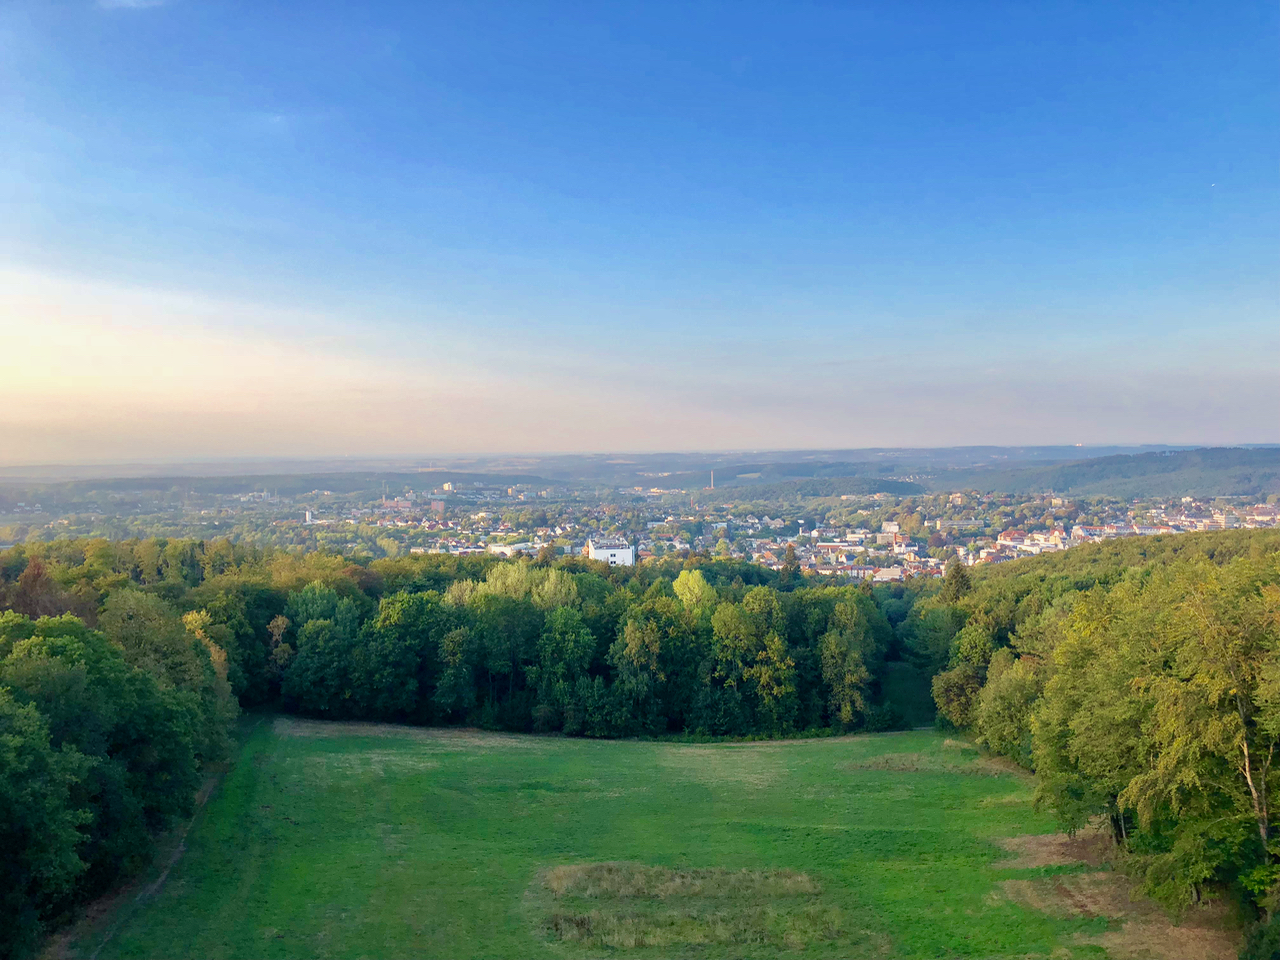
[587,539,636,566]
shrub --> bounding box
[1240,914,1280,960]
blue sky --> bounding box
[1,1,1276,462]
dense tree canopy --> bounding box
[3,527,1279,955]
[914,529,1280,919]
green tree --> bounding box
[1032,561,1280,910]
[281,618,359,716]
[0,688,90,960]
[710,588,796,731]
[3,621,202,897]
[98,591,235,761]
[975,648,1041,767]
[528,607,595,731]
[433,627,478,719]
[779,543,800,589]
[939,560,973,603]
[819,601,872,727]
[931,664,984,729]
[674,569,717,614]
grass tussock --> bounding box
[544,862,820,900]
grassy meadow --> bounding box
[63,719,1230,959]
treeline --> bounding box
[911,528,1280,929]
[927,446,1280,498]
[0,538,915,736]
[0,537,933,957]
[703,476,923,502]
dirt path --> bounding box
[40,718,262,960]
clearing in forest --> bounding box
[55,720,1239,959]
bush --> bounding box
[863,702,904,732]
[1240,915,1280,960]
[931,663,983,728]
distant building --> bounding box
[588,539,635,566]
[488,543,532,557]
[934,519,980,530]
[1072,524,1107,540]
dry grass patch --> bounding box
[272,717,536,749]
[535,862,876,953]
[978,793,1031,806]
[846,751,961,773]
[996,827,1112,869]
[1000,871,1239,960]
[845,750,1019,776]
[1085,916,1238,960]
[1001,872,1136,919]
[545,904,848,951]
[545,862,820,899]
[975,754,1032,777]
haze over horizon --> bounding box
[2,1,1277,464]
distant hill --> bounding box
[926,447,1280,498]
[0,471,551,501]
[705,476,925,502]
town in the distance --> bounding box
[3,445,1277,582]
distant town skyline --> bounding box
[2,1,1277,463]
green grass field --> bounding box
[69,719,1200,959]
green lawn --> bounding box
[83,719,1122,959]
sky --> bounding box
[1,0,1277,464]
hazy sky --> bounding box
[2,1,1277,464]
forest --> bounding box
[927,446,1280,499]
[917,528,1280,955]
[2,528,1279,957]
